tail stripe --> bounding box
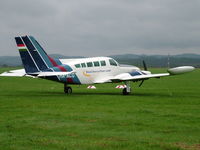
[20,37,40,72]
[48,56,68,72]
[27,36,60,80]
[29,36,53,68]
[22,36,48,71]
[48,56,58,66]
[28,36,68,72]
[28,36,50,70]
[17,44,25,47]
[15,37,24,45]
[16,37,40,73]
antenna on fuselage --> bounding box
[139,60,148,87]
[143,60,148,71]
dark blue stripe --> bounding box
[15,37,23,45]
[44,76,60,82]
[22,36,48,71]
[15,37,39,73]
[29,36,54,68]
[19,51,39,73]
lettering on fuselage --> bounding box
[59,73,76,78]
[86,70,111,74]
[83,69,111,78]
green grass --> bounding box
[0,68,200,150]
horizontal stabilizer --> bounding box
[0,69,75,78]
[0,69,26,77]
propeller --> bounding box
[143,60,147,71]
[139,60,148,87]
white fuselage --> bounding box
[60,57,140,84]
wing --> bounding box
[94,66,195,83]
[94,73,169,83]
[110,73,170,82]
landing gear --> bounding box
[64,83,72,94]
[122,81,131,95]
[123,88,130,95]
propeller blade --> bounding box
[139,80,144,87]
[143,60,147,71]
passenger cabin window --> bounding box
[81,63,86,68]
[100,60,106,66]
[75,64,81,68]
[87,62,93,67]
[109,59,118,66]
[93,61,100,67]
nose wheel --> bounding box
[64,83,72,94]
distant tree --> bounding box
[2,64,8,67]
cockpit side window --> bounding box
[100,60,106,66]
[109,59,118,66]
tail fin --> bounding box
[15,35,56,73]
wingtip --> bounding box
[167,66,195,75]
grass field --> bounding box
[0,68,200,150]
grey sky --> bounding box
[0,0,200,56]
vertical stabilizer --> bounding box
[15,35,56,73]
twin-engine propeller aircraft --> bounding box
[0,35,195,95]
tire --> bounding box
[64,87,72,94]
[122,88,130,95]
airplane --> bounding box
[0,35,195,95]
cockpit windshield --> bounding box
[109,59,118,66]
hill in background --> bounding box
[0,53,200,68]
[109,53,200,68]
[0,54,83,67]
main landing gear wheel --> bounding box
[122,81,131,95]
[123,88,130,95]
[64,83,72,94]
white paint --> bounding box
[87,85,96,89]
[116,85,127,89]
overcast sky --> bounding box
[0,0,200,57]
